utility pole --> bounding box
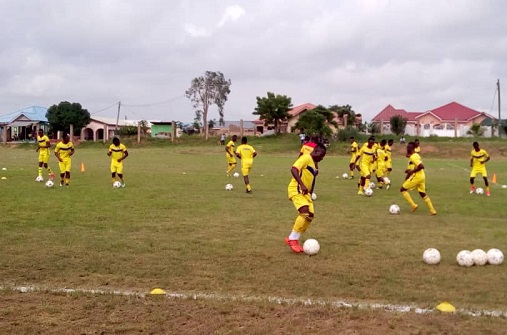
[115,101,121,135]
[498,79,501,138]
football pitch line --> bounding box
[2,284,507,319]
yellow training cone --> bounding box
[150,288,166,295]
[81,163,85,172]
[1,177,6,180]
[436,302,456,313]
[492,173,497,184]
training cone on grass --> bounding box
[436,301,456,313]
[492,173,497,184]
[150,288,166,295]
[81,163,85,172]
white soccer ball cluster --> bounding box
[389,204,400,215]
[364,188,373,196]
[457,249,504,267]
[423,248,441,265]
[475,187,484,195]
[225,183,233,191]
[303,238,320,256]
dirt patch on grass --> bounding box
[0,291,504,335]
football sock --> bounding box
[112,177,116,183]
[423,196,435,213]
[289,231,301,240]
[246,183,251,191]
[402,191,416,207]
[65,178,70,185]
[47,167,52,174]
[350,170,354,177]
[293,213,312,233]
[38,167,42,176]
[226,164,236,174]
[364,179,370,190]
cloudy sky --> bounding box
[1,0,506,122]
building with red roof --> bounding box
[371,102,496,137]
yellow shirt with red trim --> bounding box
[470,149,489,168]
[288,154,317,196]
[37,135,51,154]
[108,143,127,162]
[358,143,376,166]
[55,141,74,161]
[407,153,425,179]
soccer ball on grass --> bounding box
[342,173,348,179]
[486,248,504,265]
[225,183,233,191]
[389,204,400,215]
[364,188,373,196]
[311,193,317,201]
[475,187,484,195]
[233,172,240,178]
[423,248,441,265]
[456,250,474,267]
[369,182,376,189]
[471,249,488,266]
[45,180,54,188]
[303,239,320,256]
[113,181,122,188]
[35,176,44,182]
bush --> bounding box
[336,127,360,142]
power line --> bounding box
[122,95,185,108]
[91,102,120,115]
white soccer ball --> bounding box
[502,185,507,189]
[45,180,54,188]
[476,187,484,195]
[383,177,390,185]
[486,248,504,265]
[389,204,400,215]
[303,238,320,256]
[113,181,122,188]
[423,248,441,265]
[225,183,233,191]
[364,188,373,197]
[35,176,44,182]
[233,172,240,178]
[342,173,348,179]
[369,182,376,189]
[311,193,317,200]
[471,249,488,266]
[456,250,474,267]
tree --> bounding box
[253,92,293,134]
[329,104,357,127]
[295,105,338,138]
[185,71,231,140]
[467,123,485,136]
[390,115,407,135]
[46,101,91,135]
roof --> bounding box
[0,106,48,124]
[372,102,494,123]
[254,103,317,124]
[425,102,495,121]
[90,116,138,126]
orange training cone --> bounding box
[492,173,496,184]
[81,163,85,172]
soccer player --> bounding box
[385,139,394,178]
[399,142,436,215]
[107,137,129,187]
[235,136,257,194]
[225,135,238,176]
[414,138,421,154]
[347,136,359,179]
[285,143,327,253]
[469,141,490,196]
[375,139,388,188]
[354,136,376,194]
[35,129,54,181]
[54,133,75,187]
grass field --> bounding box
[1,136,507,334]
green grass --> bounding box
[1,139,507,319]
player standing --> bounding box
[347,136,358,179]
[469,141,490,196]
[385,139,394,178]
[285,144,327,253]
[235,136,257,194]
[375,139,388,188]
[54,133,75,187]
[354,136,376,194]
[399,142,436,215]
[36,129,55,181]
[225,135,238,177]
[107,137,129,187]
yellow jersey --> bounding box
[55,141,74,160]
[108,143,127,162]
[37,135,51,154]
[407,153,425,179]
[236,144,256,165]
[470,149,489,168]
[288,154,317,195]
[358,144,376,166]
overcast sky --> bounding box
[1,0,506,122]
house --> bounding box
[253,103,362,134]
[81,116,141,141]
[371,102,496,137]
[211,120,256,137]
[0,106,49,143]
